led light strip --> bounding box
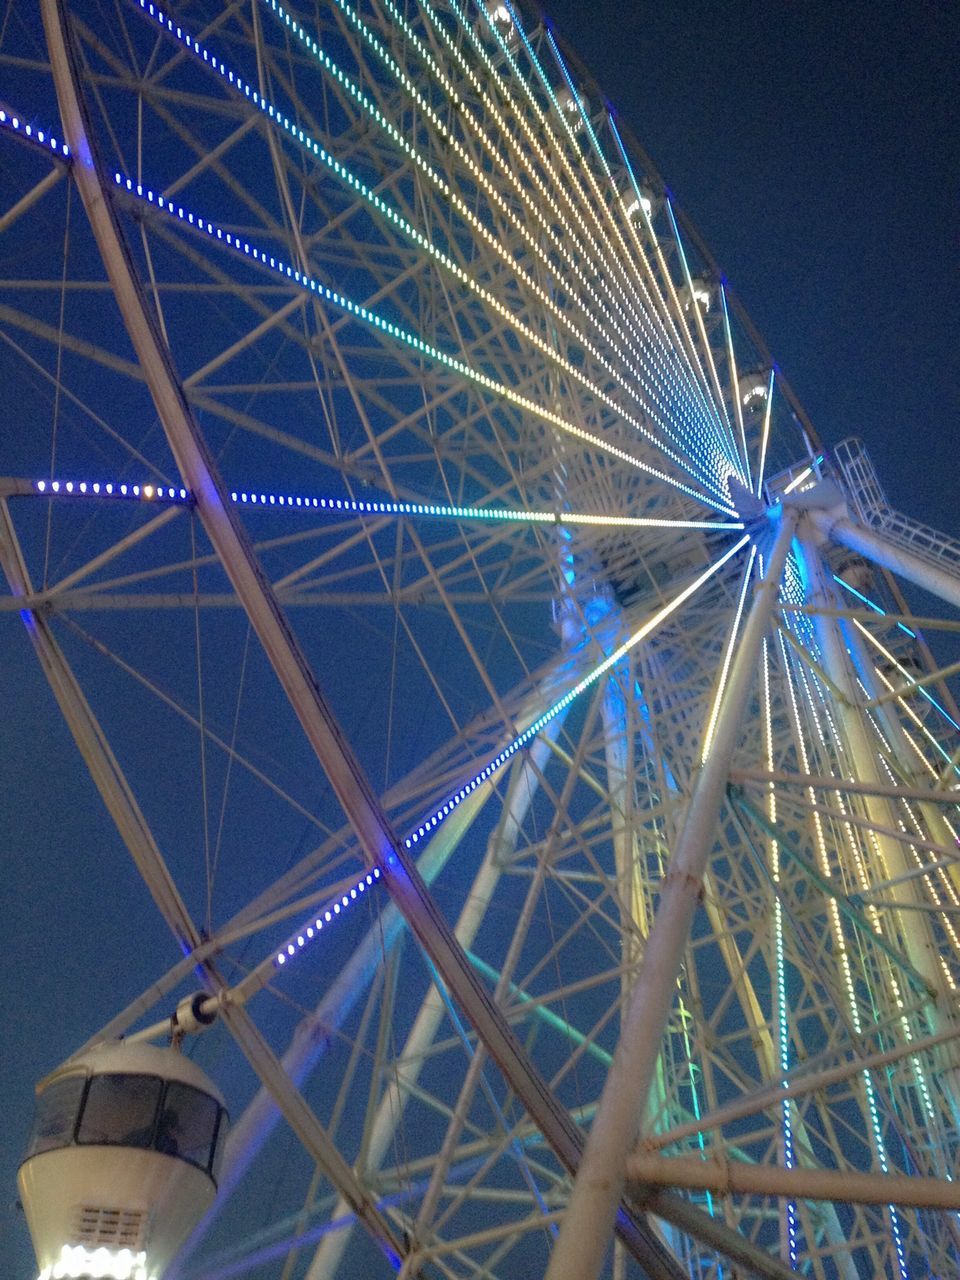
[0,107,70,158]
[500,5,730,471]
[604,111,738,479]
[700,544,756,762]
[274,867,381,967]
[274,533,749,975]
[780,564,910,1276]
[762,633,799,1265]
[137,0,725,503]
[754,368,777,498]
[816,685,936,1158]
[838,593,960,735]
[437,0,734,491]
[606,110,731,433]
[445,15,729,476]
[109,174,737,517]
[719,282,752,487]
[31,476,743,531]
[37,1244,155,1280]
[878,753,960,992]
[664,194,746,478]
[249,0,733,502]
[781,455,824,496]
[401,532,749,848]
[834,574,916,636]
[35,478,188,501]
[860,639,960,774]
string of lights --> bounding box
[134,0,730,506]
[467,0,739,492]
[30,476,743,531]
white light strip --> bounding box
[274,867,382,968]
[700,544,757,761]
[780,563,909,1270]
[754,369,776,498]
[852,618,960,760]
[664,195,745,481]
[603,111,734,478]
[275,534,749,974]
[436,0,735,495]
[37,1244,155,1280]
[781,455,824,495]
[513,11,728,467]
[0,106,70,158]
[718,284,752,488]
[110,173,736,516]
[138,0,728,504]
[31,477,744,531]
[34,478,187,501]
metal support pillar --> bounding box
[545,510,797,1280]
[811,508,960,612]
[796,527,960,1128]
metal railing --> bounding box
[834,437,960,580]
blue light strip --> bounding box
[834,574,916,637]
[0,107,70,158]
[30,476,743,531]
[108,172,736,517]
[274,867,382,967]
[834,574,960,735]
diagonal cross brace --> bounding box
[38,2,692,1276]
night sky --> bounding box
[542,0,960,531]
[2,1,959,1276]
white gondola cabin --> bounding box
[18,1042,227,1280]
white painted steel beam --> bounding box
[545,510,797,1280]
[812,508,960,612]
[628,1154,960,1211]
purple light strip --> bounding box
[274,867,382,967]
[0,107,71,159]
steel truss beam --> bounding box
[628,1154,960,1212]
[39,4,696,1277]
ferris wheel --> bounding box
[3,1,960,1278]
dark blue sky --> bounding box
[542,0,959,529]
